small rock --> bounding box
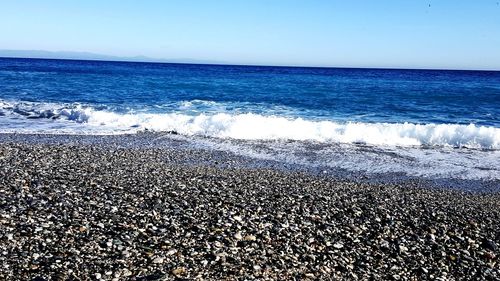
[481,239,498,252]
[234,232,243,240]
[484,251,496,260]
[399,245,408,252]
[172,267,187,277]
[122,269,133,277]
[333,243,344,249]
[244,235,256,241]
[166,248,177,256]
[152,257,164,264]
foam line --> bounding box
[1,100,499,149]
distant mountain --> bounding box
[0,50,223,65]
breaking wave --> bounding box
[1,100,499,149]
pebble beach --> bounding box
[0,135,499,280]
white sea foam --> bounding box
[190,137,500,181]
[1,100,499,149]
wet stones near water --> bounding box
[0,141,499,280]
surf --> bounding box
[1,100,499,149]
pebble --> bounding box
[152,257,164,264]
[0,138,498,280]
[172,267,187,277]
[333,243,344,249]
[482,239,498,252]
[244,235,256,241]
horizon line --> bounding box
[0,55,499,73]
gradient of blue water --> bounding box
[0,57,499,126]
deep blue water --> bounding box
[1,57,499,125]
[1,57,499,183]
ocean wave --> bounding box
[1,100,499,149]
[179,99,219,109]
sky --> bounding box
[1,0,499,70]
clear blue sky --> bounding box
[1,0,499,70]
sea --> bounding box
[0,58,499,190]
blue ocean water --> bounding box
[1,58,499,125]
[0,57,499,183]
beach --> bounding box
[1,1,500,280]
[0,134,499,280]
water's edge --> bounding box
[1,132,498,193]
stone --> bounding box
[172,267,187,277]
[481,239,498,252]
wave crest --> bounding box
[1,100,499,149]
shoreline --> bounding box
[0,132,499,193]
[0,137,499,279]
